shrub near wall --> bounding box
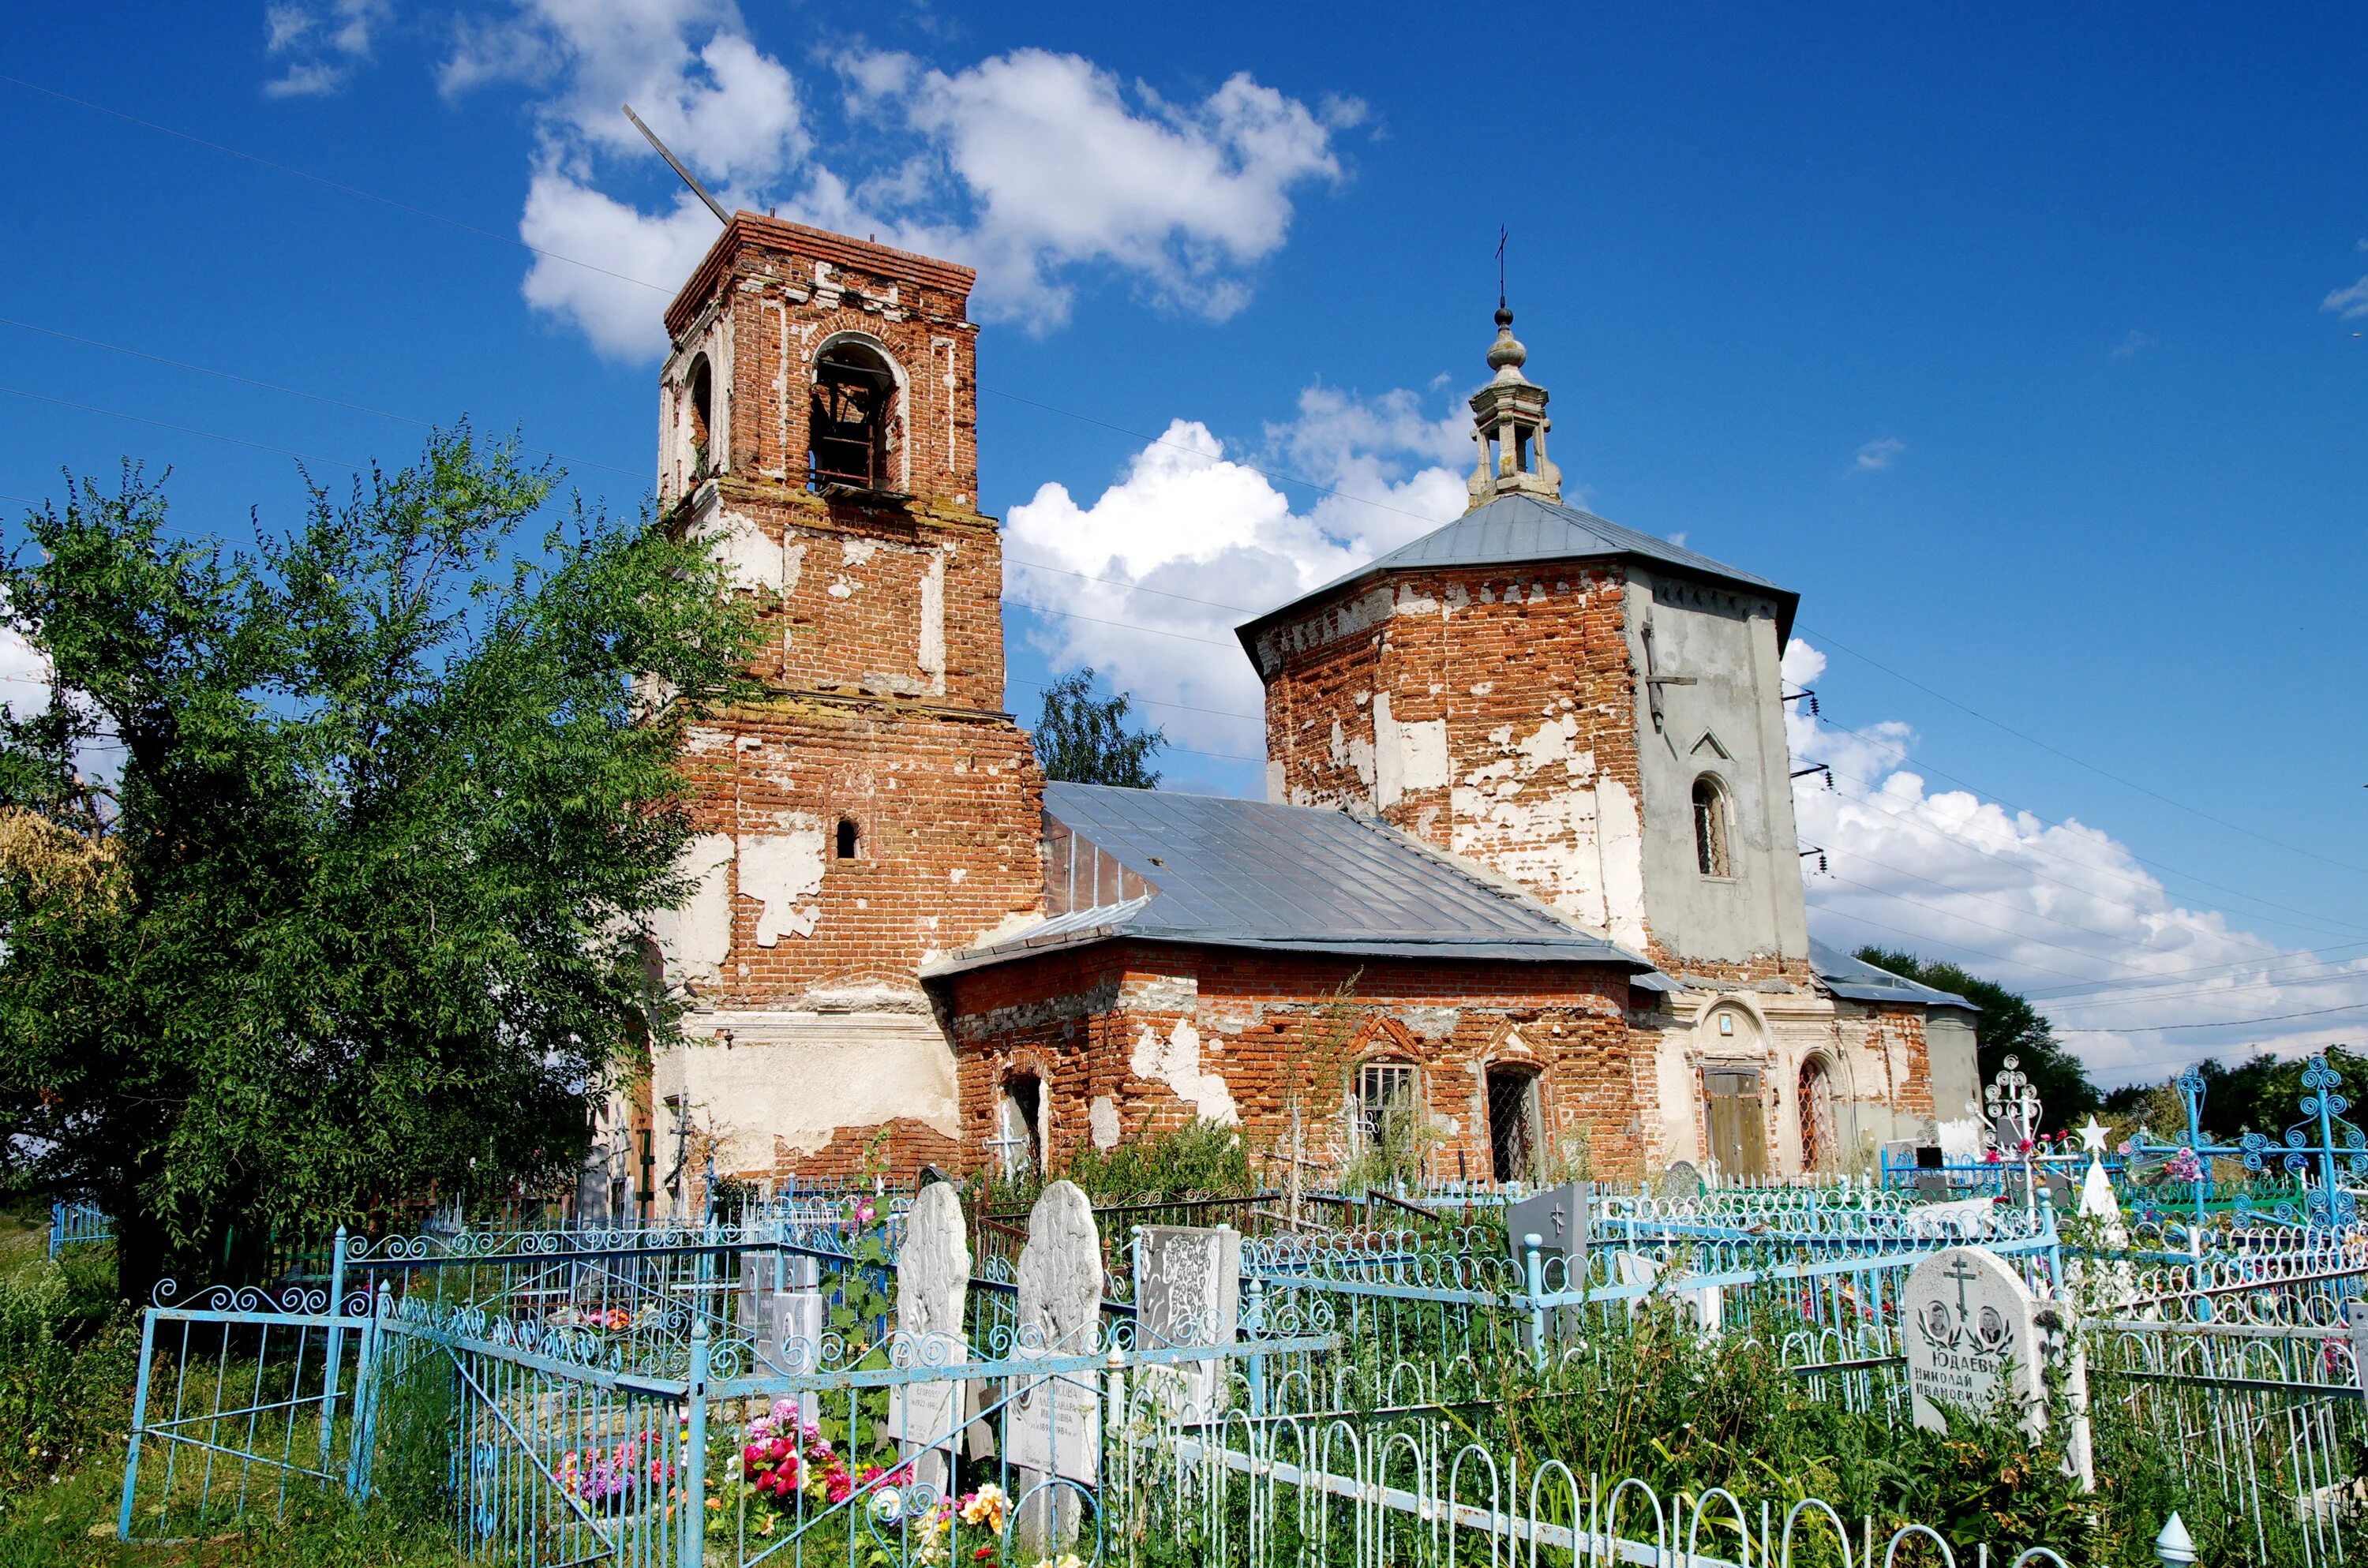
[0,1245,136,1501]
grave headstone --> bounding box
[1015,1180,1103,1352]
[743,1251,825,1430]
[1506,1182,1592,1289]
[1137,1225,1241,1417]
[1656,1162,1703,1201]
[887,1182,972,1494]
[1901,1246,2042,1434]
[1010,1181,1103,1544]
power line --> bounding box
[1804,624,2368,879]
[2057,1001,2368,1035]
[0,73,676,301]
[0,387,364,471]
[0,317,650,482]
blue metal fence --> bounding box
[48,1198,113,1258]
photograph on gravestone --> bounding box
[1901,1246,2044,1435]
[1137,1225,1242,1418]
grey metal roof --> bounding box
[923,783,1656,978]
[1235,492,1800,651]
[1809,939,1977,1012]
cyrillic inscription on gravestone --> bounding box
[1137,1225,1241,1416]
[1902,1246,2041,1433]
[888,1182,972,1489]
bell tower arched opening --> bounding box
[809,339,900,492]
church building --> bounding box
[590,215,1977,1218]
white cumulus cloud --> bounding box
[1853,436,1905,472]
[1783,639,2368,1087]
[264,0,390,98]
[433,4,1353,358]
[1002,387,1467,754]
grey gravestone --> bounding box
[1137,1225,1241,1417]
[1506,1183,1591,1288]
[887,1182,972,1495]
[2042,1171,2074,1211]
[1657,1162,1703,1201]
[744,1252,824,1428]
[1010,1181,1103,1544]
[1902,1246,2042,1434]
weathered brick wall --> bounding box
[935,943,1650,1181]
[663,216,980,508]
[1253,567,1649,951]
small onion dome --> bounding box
[1487,305,1528,375]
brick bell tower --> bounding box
[641,216,1045,1202]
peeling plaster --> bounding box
[1090,1096,1120,1151]
[1373,692,1449,810]
[1130,1018,1239,1125]
[737,820,826,944]
[650,833,734,982]
[918,552,946,694]
[704,509,783,595]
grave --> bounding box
[1902,1246,2042,1434]
[1010,1181,1103,1544]
[1137,1224,1241,1416]
[886,1181,971,1494]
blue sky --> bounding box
[4,3,2367,1089]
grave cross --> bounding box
[1943,1256,1980,1321]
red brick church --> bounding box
[586,215,1978,1218]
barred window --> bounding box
[1358,1061,1418,1153]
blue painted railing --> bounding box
[48,1199,112,1258]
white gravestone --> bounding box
[1010,1182,1103,1543]
[887,1183,972,1495]
[1137,1225,1241,1417]
[1902,1247,2043,1434]
[744,1252,824,1427]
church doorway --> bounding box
[1486,1066,1542,1183]
[997,1074,1043,1177]
[1798,1056,1839,1173]
[1703,1067,1769,1179]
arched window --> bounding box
[835,818,860,860]
[1798,1055,1838,1173]
[1354,1061,1418,1157]
[1485,1064,1542,1182]
[1692,775,1731,878]
[809,339,898,491]
[687,355,714,474]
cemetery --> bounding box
[71,1053,2368,1568]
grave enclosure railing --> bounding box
[117,1193,2124,1568]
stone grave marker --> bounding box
[744,1250,824,1428]
[1137,1225,1241,1417]
[1657,1162,1703,1201]
[1506,1182,1592,1288]
[1902,1246,2042,1434]
[1010,1181,1103,1544]
[886,1182,971,1495]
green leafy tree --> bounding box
[0,429,755,1298]
[2106,1045,2368,1143]
[1032,665,1166,788]
[1853,946,2100,1132]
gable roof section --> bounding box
[923,783,1654,979]
[1235,492,1800,654]
[1809,939,1977,1013]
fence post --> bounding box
[116,1307,159,1540]
[1523,1233,1546,1368]
[318,1225,350,1474]
[683,1318,710,1568]
[1246,1277,1268,1416]
[347,1283,392,1499]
